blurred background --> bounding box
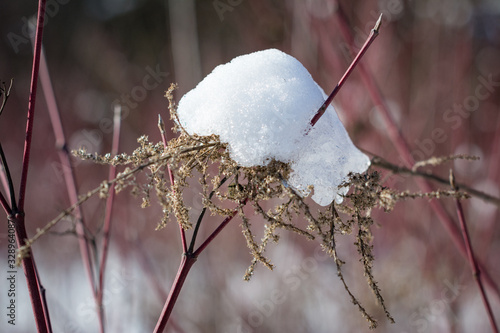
[1,0,500,332]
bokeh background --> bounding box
[1,0,500,332]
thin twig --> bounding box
[194,198,248,257]
[308,14,382,129]
[412,154,479,172]
[33,262,53,333]
[13,1,50,331]
[0,78,13,117]
[158,114,188,252]
[153,198,247,333]
[96,105,122,333]
[19,142,218,252]
[188,175,229,254]
[450,171,499,333]
[11,212,49,333]
[37,38,99,292]
[0,190,10,215]
[370,155,500,207]
[0,143,17,210]
[18,3,45,211]
[334,5,500,302]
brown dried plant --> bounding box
[15,84,477,330]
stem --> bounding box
[38,38,98,290]
[450,172,499,333]
[188,175,228,254]
[0,190,10,215]
[153,253,197,333]
[10,1,51,331]
[194,199,247,257]
[334,5,500,302]
[158,114,188,252]
[11,213,48,333]
[0,78,13,116]
[334,7,413,166]
[370,155,500,207]
[309,14,382,129]
[0,143,17,210]
[96,106,122,333]
[33,263,53,333]
[154,198,246,332]
[18,0,46,211]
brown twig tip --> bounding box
[373,14,383,33]
[158,114,166,134]
[449,169,456,190]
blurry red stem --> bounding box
[334,4,500,301]
[96,106,122,333]
[38,42,98,296]
[451,172,499,333]
[13,0,51,331]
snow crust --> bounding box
[177,49,370,205]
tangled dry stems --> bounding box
[16,84,474,329]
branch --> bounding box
[333,5,500,303]
[0,191,11,216]
[194,198,248,256]
[158,114,187,253]
[96,105,122,333]
[309,14,382,128]
[450,171,499,333]
[0,143,16,211]
[0,78,13,117]
[18,1,46,211]
[370,155,500,207]
[12,1,50,332]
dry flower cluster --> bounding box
[16,84,474,329]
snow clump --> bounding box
[177,48,370,205]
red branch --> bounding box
[0,191,10,214]
[96,106,122,332]
[153,199,246,332]
[18,0,45,211]
[333,5,500,301]
[153,253,197,333]
[309,14,382,129]
[451,172,499,333]
[13,0,50,332]
[38,38,98,300]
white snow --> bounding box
[177,49,370,205]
